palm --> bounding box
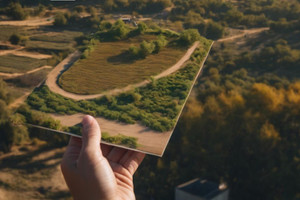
[101,144,144,199]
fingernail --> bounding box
[82,115,93,128]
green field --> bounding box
[0,54,48,73]
[58,35,187,94]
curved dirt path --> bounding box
[10,51,52,59]
[217,27,269,42]
[50,113,171,156]
[47,43,213,156]
[46,42,200,101]
[0,65,52,79]
[0,17,54,26]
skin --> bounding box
[61,115,145,200]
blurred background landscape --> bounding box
[0,0,300,199]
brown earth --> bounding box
[0,144,70,200]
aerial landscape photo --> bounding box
[0,0,300,199]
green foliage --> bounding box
[179,29,201,45]
[7,2,28,20]
[0,80,28,152]
[53,12,67,27]
[139,40,155,58]
[109,20,130,40]
[9,34,21,45]
[26,39,211,132]
[128,36,168,59]
[137,22,148,34]
[102,132,138,148]
[99,21,112,31]
[103,0,171,13]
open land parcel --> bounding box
[24,21,213,156]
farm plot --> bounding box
[0,54,48,73]
[58,35,187,94]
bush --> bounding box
[179,29,201,45]
[73,5,85,13]
[7,2,28,20]
[137,22,148,34]
[53,13,67,27]
[9,34,21,45]
[102,132,138,148]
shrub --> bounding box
[137,22,148,34]
[9,34,21,45]
[139,40,155,58]
[179,29,201,45]
[53,13,67,27]
[73,5,85,13]
[7,2,28,20]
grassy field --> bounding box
[0,54,48,73]
[25,40,75,52]
[0,25,38,42]
[29,31,83,43]
[58,34,187,94]
[26,37,212,132]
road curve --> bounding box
[46,41,200,101]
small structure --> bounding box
[175,178,229,200]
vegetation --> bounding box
[9,34,21,45]
[0,79,28,152]
[58,34,186,94]
[26,38,212,132]
[6,2,28,20]
[128,36,168,59]
[102,132,138,149]
[0,54,48,73]
[25,40,74,52]
[134,28,300,200]
[178,29,201,45]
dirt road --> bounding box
[0,17,54,26]
[0,46,25,56]
[217,27,269,42]
[8,92,30,109]
[0,46,52,59]
[46,42,200,101]
[0,65,52,79]
[50,113,172,156]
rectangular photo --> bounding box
[11,19,212,156]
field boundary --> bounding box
[46,41,200,101]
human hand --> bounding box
[61,115,145,200]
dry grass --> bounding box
[59,35,187,94]
[25,40,75,52]
[0,54,48,73]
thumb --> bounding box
[81,115,102,155]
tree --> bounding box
[139,40,155,58]
[110,20,129,40]
[53,12,67,27]
[8,2,27,20]
[137,22,148,34]
[9,34,21,45]
[205,21,224,40]
[179,29,201,45]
